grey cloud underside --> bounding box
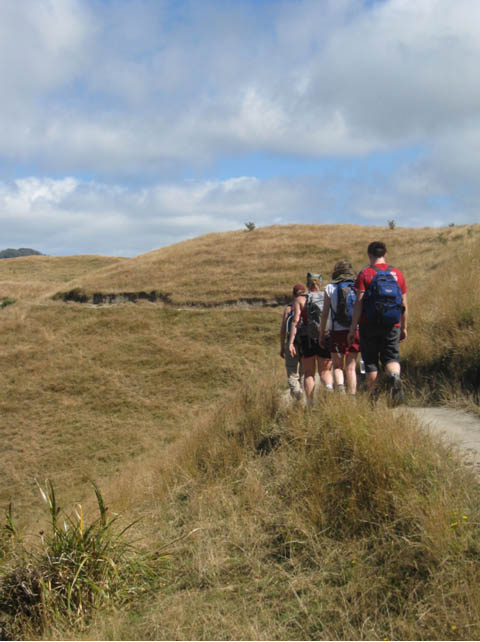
[0,0,479,171]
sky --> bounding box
[1,0,479,257]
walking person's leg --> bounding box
[359,324,381,393]
[299,360,305,390]
[318,356,334,390]
[345,329,360,395]
[285,351,303,400]
[317,335,333,390]
[345,351,359,395]
[381,326,404,404]
[331,352,345,391]
[302,356,316,404]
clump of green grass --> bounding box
[0,481,164,639]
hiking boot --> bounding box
[336,384,346,394]
[388,373,404,406]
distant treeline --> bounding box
[0,248,43,259]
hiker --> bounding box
[347,241,408,403]
[280,284,305,400]
[319,259,360,395]
[288,272,333,404]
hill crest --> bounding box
[50,223,480,306]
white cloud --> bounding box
[0,0,479,173]
[0,176,319,256]
[0,0,478,254]
[0,167,475,257]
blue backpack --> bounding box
[331,280,356,327]
[363,265,403,326]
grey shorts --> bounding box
[359,324,401,373]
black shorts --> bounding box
[359,323,401,373]
[298,334,331,359]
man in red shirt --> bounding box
[347,241,408,401]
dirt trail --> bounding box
[409,407,480,470]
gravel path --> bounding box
[409,407,480,470]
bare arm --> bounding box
[288,298,303,358]
[347,291,364,346]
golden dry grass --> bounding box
[51,223,480,304]
[0,254,125,302]
[73,385,480,641]
[405,229,480,402]
[0,298,278,520]
[1,222,480,639]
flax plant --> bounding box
[0,481,163,639]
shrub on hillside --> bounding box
[0,248,43,259]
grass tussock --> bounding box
[0,482,164,640]
[106,380,480,641]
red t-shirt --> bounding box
[355,263,407,325]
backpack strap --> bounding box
[330,287,337,324]
[300,294,308,326]
[330,281,345,323]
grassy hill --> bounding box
[0,254,125,302]
[50,223,476,304]
[1,223,480,639]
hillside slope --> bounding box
[2,222,479,510]
[1,223,480,639]
[0,254,126,301]
[51,223,480,305]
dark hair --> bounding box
[367,241,386,258]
